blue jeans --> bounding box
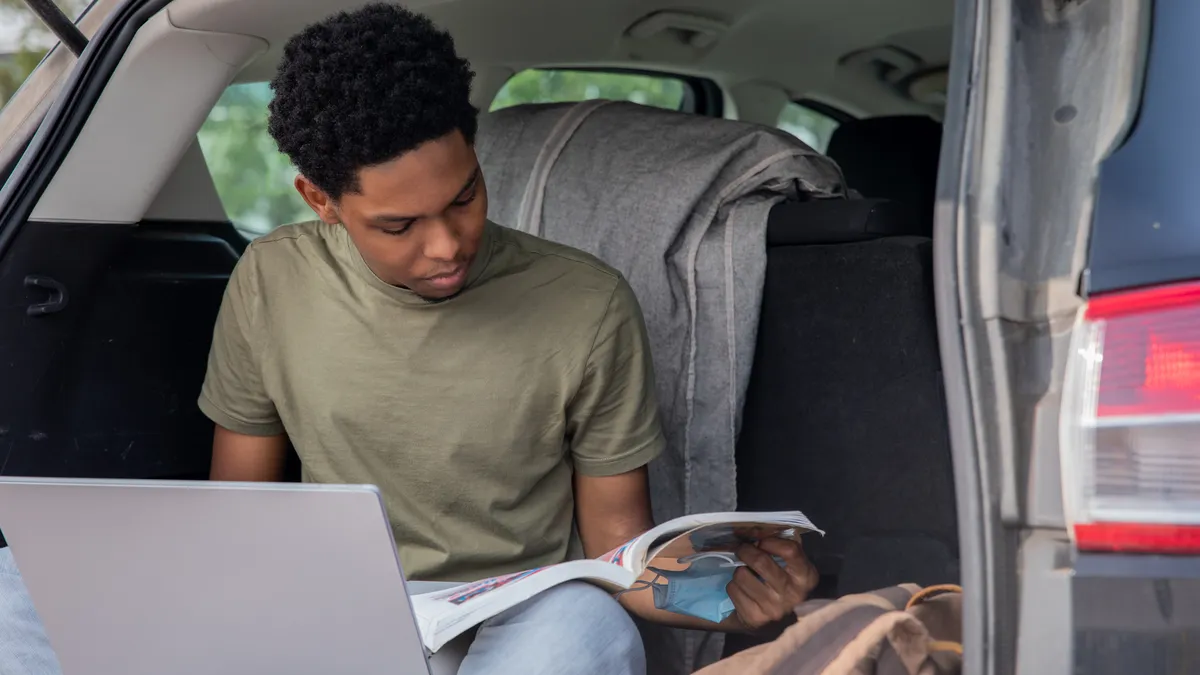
[457,581,646,675]
[0,547,644,675]
[0,548,61,675]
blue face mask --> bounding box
[643,556,739,624]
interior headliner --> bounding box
[167,0,953,118]
[29,0,953,225]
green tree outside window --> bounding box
[0,0,91,106]
[199,70,691,237]
[776,102,840,152]
[198,82,313,236]
[491,69,686,112]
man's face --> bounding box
[297,130,488,300]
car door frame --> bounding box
[934,0,1152,673]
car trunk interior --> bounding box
[0,0,960,663]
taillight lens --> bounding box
[1062,281,1200,553]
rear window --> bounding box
[0,0,92,108]
[198,82,312,237]
[199,71,706,236]
[490,69,693,113]
[776,101,840,152]
[1086,0,1200,295]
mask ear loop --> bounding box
[613,570,666,598]
[678,551,743,567]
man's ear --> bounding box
[295,175,340,224]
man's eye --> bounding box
[381,226,411,236]
[451,190,477,207]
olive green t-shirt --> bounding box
[198,220,664,582]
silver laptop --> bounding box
[0,478,432,675]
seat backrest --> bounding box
[734,198,957,598]
[825,116,943,232]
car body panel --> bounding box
[935,0,1151,673]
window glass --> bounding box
[491,69,689,113]
[0,0,91,108]
[776,102,841,152]
[200,71,696,237]
[198,82,313,236]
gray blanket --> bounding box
[476,100,846,672]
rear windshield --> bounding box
[1087,0,1200,294]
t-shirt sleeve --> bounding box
[197,250,284,436]
[566,275,665,476]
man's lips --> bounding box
[423,265,468,290]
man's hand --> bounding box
[574,469,819,632]
[727,537,818,630]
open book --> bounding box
[411,511,822,653]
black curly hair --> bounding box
[267,3,478,199]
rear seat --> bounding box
[725,196,956,654]
[735,198,957,588]
[725,117,955,653]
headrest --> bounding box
[766,198,925,247]
[826,116,942,229]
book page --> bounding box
[631,511,821,573]
[596,525,669,574]
[599,512,774,574]
[648,521,810,562]
[611,517,820,596]
[421,566,549,605]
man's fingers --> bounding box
[757,536,805,563]
[726,575,770,627]
[756,538,819,596]
[731,567,786,622]
[736,544,791,591]
[727,538,819,629]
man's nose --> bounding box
[423,219,461,262]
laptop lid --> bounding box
[0,478,431,675]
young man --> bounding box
[0,5,815,674]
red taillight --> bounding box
[1073,522,1200,554]
[1062,281,1200,553]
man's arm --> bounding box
[574,467,732,630]
[209,425,289,482]
[198,248,288,478]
